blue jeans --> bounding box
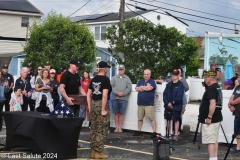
[112,99,128,114]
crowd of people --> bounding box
[1,58,240,160]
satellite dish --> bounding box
[157,15,161,21]
[218,33,223,45]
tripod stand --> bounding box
[224,118,240,160]
[193,118,229,149]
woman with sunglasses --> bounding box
[30,66,42,111]
[35,68,53,113]
[49,69,59,108]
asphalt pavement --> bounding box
[0,125,239,160]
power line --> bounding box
[127,3,235,31]
[145,0,240,21]
[131,0,240,25]
[211,0,240,8]
[127,4,204,36]
[125,4,156,26]
[69,0,91,17]
[200,0,240,12]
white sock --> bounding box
[214,157,218,160]
[209,157,215,160]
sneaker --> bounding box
[133,131,141,136]
[114,128,118,132]
[230,148,238,154]
[151,132,157,138]
[172,135,178,141]
[118,128,122,132]
[235,150,240,156]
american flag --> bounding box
[49,101,74,117]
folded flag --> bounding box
[49,101,74,117]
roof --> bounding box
[70,11,150,23]
[0,0,43,14]
[165,11,188,27]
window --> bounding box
[21,17,29,27]
[95,26,106,40]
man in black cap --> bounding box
[1,64,14,111]
[57,66,66,83]
[87,61,112,159]
[59,59,86,116]
[44,62,51,70]
[199,71,223,160]
[26,62,34,81]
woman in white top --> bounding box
[30,66,42,111]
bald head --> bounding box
[144,69,151,81]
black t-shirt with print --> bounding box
[89,75,112,100]
[199,83,223,123]
[60,70,81,95]
[233,85,240,117]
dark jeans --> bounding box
[22,98,29,111]
[36,99,50,113]
[29,99,36,111]
[0,101,5,130]
[4,92,11,111]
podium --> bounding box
[68,95,87,105]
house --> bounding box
[204,32,240,79]
[70,10,188,75]
[0,0,43,73]
[192,36,205,69]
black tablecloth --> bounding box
[2,111,84,159]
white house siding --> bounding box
[0,13,41,38]
[0,41,25,56]
[141,10,188,34]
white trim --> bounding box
[85,20,119,25]
[205,32,240,38]
[0,10,43,17]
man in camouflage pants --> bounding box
[87,61,112,159]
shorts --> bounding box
[138,105,155,121]
[112,99,128,114]
[164,110,181,122]
[202,122,221,144]
[234,116,240,135]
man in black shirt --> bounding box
[1,64,14,111]
[228,74,240,156]
[26,63,34,81]
[59,59,85,117]
[87,61,112,159]
[199,71,223,160]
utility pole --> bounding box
[119,0,125,22]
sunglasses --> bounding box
[38,68,42,70]
[50,73,55,74]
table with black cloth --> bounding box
[2,111,84,159]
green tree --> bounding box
[23,11,96,73]
[105,18,199,83]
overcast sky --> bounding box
[29,0,240,37]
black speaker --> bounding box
[153,138,171,160]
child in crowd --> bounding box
[10,87,23,111]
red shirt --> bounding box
[81,79,91,94]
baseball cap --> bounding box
[97,61,111,68]
[70,59,81,67]
[172,69,179,76]
[50,69,56,74]
[45,61,51,66]
[2,64,8,69]
[118,64,125,70]
[60,66,66,72]
[215,68,221,72]
[223,79,233,85]
[26,63,32,67]
[205,71,217,77]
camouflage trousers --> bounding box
[90,100,110,152]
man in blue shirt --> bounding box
[133,69,157,138]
